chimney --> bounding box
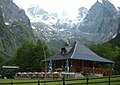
[61,48,68,55]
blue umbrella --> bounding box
[65,59,69,72]
[49,60,52,72]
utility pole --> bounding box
[43,44,47,85]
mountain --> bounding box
[108,16,120,47]
[77,7,88,21]
[118,8,120,33]
[0,0,30,26]
[0,0,35,59]
[26,5,88,45]
[109,33,120,47]
[25,0,120,46]
[77,0,119,43]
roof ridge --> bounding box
[70,42,77,58]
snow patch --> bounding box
[0,6,3,8]
[59,28,65,31]
[98,0,103,3]
[2,13,5,18]
[115,6,120,11]
[112,33,117,38]
[32,26,36,29]
[5,22,9,25]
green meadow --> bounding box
[0,75,120,85]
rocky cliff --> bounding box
[78,0,119,43]
[26,0,119,45]
[0,0,35,59]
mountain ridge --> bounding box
[25,0,120,45]
[77,0,119,43]
[0,0,35,59]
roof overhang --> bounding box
[2,66,19,69]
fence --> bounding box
[64,75,120,85]
[0,75,120,85]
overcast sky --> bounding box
[13,0,120,19]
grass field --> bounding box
[0,75,120,85]
[0,78,63,85]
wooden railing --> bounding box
[83,67,112,74]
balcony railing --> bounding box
[82,67,112,74]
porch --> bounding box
[16,66,112,78]
[47,59,113,75]
[82,67,112,74]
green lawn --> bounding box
[0,75,120,85]
[0,78,63,85]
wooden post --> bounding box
[108,75,110,85]
[63,77,65,85]
[86,77,88,85]
[82,60,84,72]
[11,82,13,85]
[38,80,40,85]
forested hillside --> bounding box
[0,0,35,59]
[90,33,120,74]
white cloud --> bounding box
[109,0,120,7]
[13,0,96,19]
[13,0,120,11]
[13,0,96,11]
[13,0,120,19]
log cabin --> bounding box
[43,41,113,75]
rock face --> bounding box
[110,13,120,47]
[77,0,119,43]
[118,8,120,33]
[0,0,35,59]
[0,0,30,26]
[26,0,120,46]
[77,7,88,21]
[26,5,88,44]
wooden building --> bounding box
[43,42,113,75]
[1,66,19,78]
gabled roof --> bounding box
[43,42,113,63]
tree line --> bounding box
[90,43,120,74]
[0,40,50,72]
[0,39,120,75]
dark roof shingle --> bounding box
[43,42,113,63]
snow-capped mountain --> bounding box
[26,5,88,43]
[26,0,119,45]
